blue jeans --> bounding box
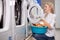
[32,33,55,40]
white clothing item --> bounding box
[44,13,56,37]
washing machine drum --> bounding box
[28,5,43,24]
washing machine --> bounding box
[25,0,44,39]
[0,0,13,40]
[12,0,28,40]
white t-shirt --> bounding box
[44,13,56,37]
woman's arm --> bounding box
[40,15,55,29]
[40,19,52,29]
[32,23,44,27]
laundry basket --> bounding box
[31,25,48,34]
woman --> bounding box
[33,2,56,40]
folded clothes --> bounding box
[32,21,44,27]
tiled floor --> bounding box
[28,36,36,40]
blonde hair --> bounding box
[45,2,54,14]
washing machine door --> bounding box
[14,0,27,40]
[15,0,22,25]
[28,4,43,24]
[0,0,4,28]
[0,0,12,40]
[0,0,11,32]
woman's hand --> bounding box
[32,23,44,27]
[40,19,52,29]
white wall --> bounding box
[55,29,60,40]
[55,0,60,28]
[55,0,60,40]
